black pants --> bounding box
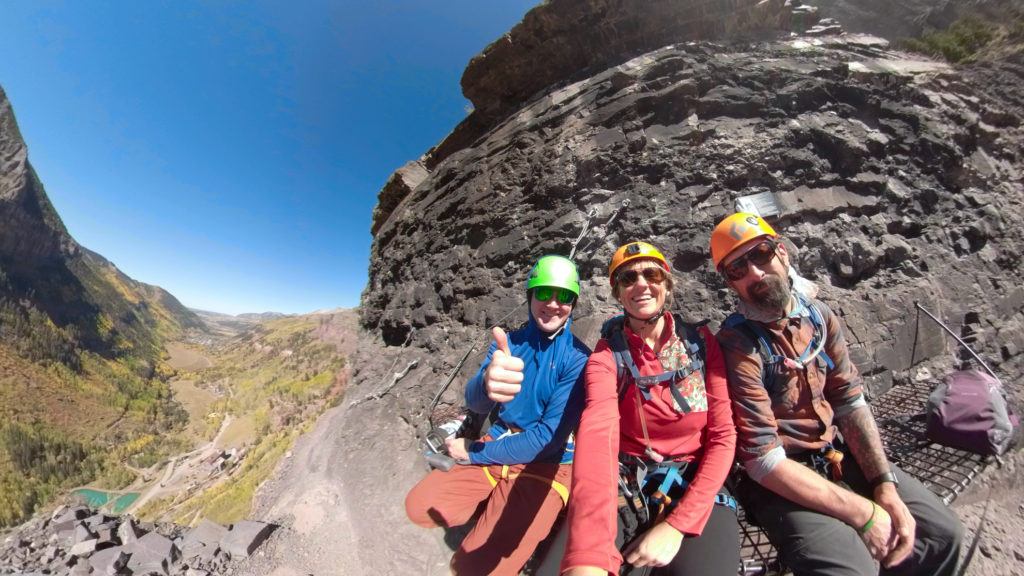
[534,490,740,576]
[737,460,963,576]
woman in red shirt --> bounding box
[560,241,738,575]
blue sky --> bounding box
[0,1,536,315]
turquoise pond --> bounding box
[71,489,140,514]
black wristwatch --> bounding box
[870,471,900,489]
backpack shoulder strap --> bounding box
[601,315,638,401]
[673,313,708,372]
[722,312,783,393]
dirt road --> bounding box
[125,414,233,515]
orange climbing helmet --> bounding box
[608,241,670,285]
[710,212,778,269]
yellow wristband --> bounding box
[858,502,878,535]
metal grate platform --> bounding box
[738,505,784,576]
[873,378,990,505]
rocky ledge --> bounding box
[0,505,273,576]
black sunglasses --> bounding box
[533,286,576,305]
[616,267,667,288]
[722,240,778,281]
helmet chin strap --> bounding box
[546,316,569,340]
[625,307,664,327]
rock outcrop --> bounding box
[371,0,821,235]
[0,88,73,263]
[365,31,1023,398]
[0,85,205,362]
[461,0,807,124]
[0,505,272,576]
[808,0,1022,42]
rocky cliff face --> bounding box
[808,0,1022,42]
[0,88,70,263]
[377,0,819,196]
[461,0,802,124]
[0,85,204,363]
[365,32,1023,397]
[242,3,1024,574]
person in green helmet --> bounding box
[405,254,591,576]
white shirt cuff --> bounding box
[833,394,868,418]
[744,445,787,482]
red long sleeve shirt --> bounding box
[562,315,736,574]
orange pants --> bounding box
[405,461,571,575]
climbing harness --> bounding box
[616,455,737,546]
[793,441,846,482]
[482,464,570,505]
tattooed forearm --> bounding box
[835,405,889,482]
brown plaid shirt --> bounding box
[716,299,865,468]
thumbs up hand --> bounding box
[485,326,525,403]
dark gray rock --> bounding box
[0,504,269,576]
[219,521,273,558]
[806,0,1018,41]
[180,520,226,561]
[52,507,90,526]
[73,524,95,546]
[370,160,428,236]
[88,547,129,575]
[83,514,113,529]
[94,527,117,549]
[461,0,807,124]
[117,518,144,547]
[125,531,179,576]
[68,538,97,558]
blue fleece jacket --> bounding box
[464,314,590,465]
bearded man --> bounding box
[710,213,962,576]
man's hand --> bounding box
[623,521,684,568]
[485,327,525,403]
[444,436,470,462]
[874,483,916,568]
[858,500,894,561]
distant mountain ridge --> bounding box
[191,309,289,339]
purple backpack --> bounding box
[926,369,1019,456]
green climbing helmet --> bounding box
[525,255,581,298]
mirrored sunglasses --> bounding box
[533,286,576,305]
[616,267,667,288]
[722,240,778,281]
